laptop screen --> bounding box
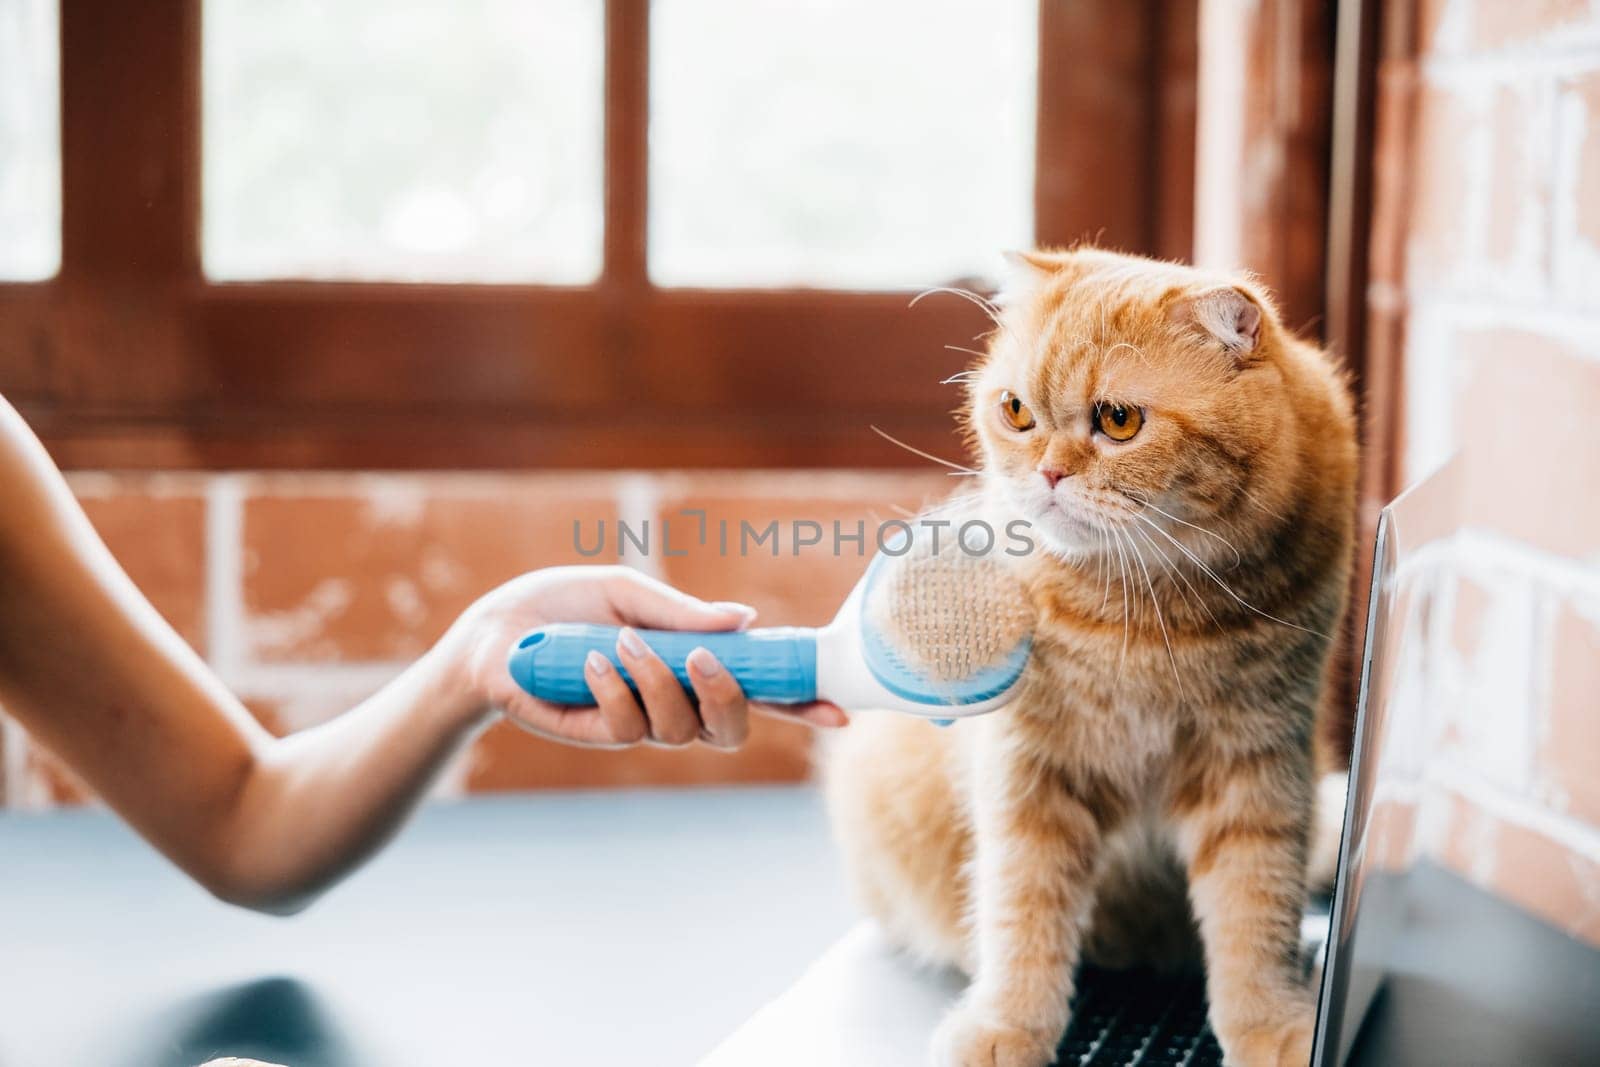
[1310,461,1462,1065]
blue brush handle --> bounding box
[507,624,819,706]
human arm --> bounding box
[0,396,841,914]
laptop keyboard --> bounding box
[1057,965,1223,1066]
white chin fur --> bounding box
[996,482,1098,560]
[1021,501,1107,559]
[1034,519,1103,559]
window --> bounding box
[203,0,603,283]
[0,1,1199,470]
[649,0,1036,289]
[0,0,60,281]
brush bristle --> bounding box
[860,527,1034,703]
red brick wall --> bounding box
[1369,0,1600,944]
[0,470,948,807]
[6,0,1595,944]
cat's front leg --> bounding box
[933,734,1107,1067]
[1173,744,1315,1067]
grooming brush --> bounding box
[505,539,1035,718]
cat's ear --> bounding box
[1168,286,1263,356]
[995,250,1067,306]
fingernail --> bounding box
[585,650,611,675]
[617,627,647,659]
[713,600,758,621]
[687,647,722,676]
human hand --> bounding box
[439,565,848,748]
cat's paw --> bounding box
[931,1003,1059,1067]
[1219,1009,1313,1067]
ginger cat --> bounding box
[823,248,1356,1067]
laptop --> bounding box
[705,462,1468,1067]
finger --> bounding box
[752,701,850,729]
[584,650,649,746]
[501,690,620,748]
[616,627,701,746]
[605,570,757,632]
[686,647,749,750]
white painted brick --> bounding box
[1400,306,1472,480]
[1442,565,1543,793]
[1552,72,1600,307]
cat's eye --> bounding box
[999,391,1035,431]
[1094,402,1143,442]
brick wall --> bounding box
[1367,0,1600,944]
[4,0,1594,944]
[0,470,949,807]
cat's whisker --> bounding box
[1177,485,1259,542]
[1108,526,1132,679]
[1103,341,1150,366]
[1131,530,1151,633]
[1132,521,1221,633]
[943,345,989,361]
[1134,513,1328,638]
[940,368,982,385]
[1135,500,1245,570]
[1084,529,1105,610]
[909,285,998,314]
[1237,484,1292,525]
[868,425,977,475]
[1130,523,1183,605]
[1112,525,1138,625]
[1098,531,1112,614]
[909,287,1008,334]
[1122,524,1187,703]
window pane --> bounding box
[650,0,1036,290]
[203,0,602,284]
[0,0,60,281]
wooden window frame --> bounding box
[1,0,1197,471]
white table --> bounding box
[704,921,962,1066]
[0,787,856,1067]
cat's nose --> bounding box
[1038,467,1069,489]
